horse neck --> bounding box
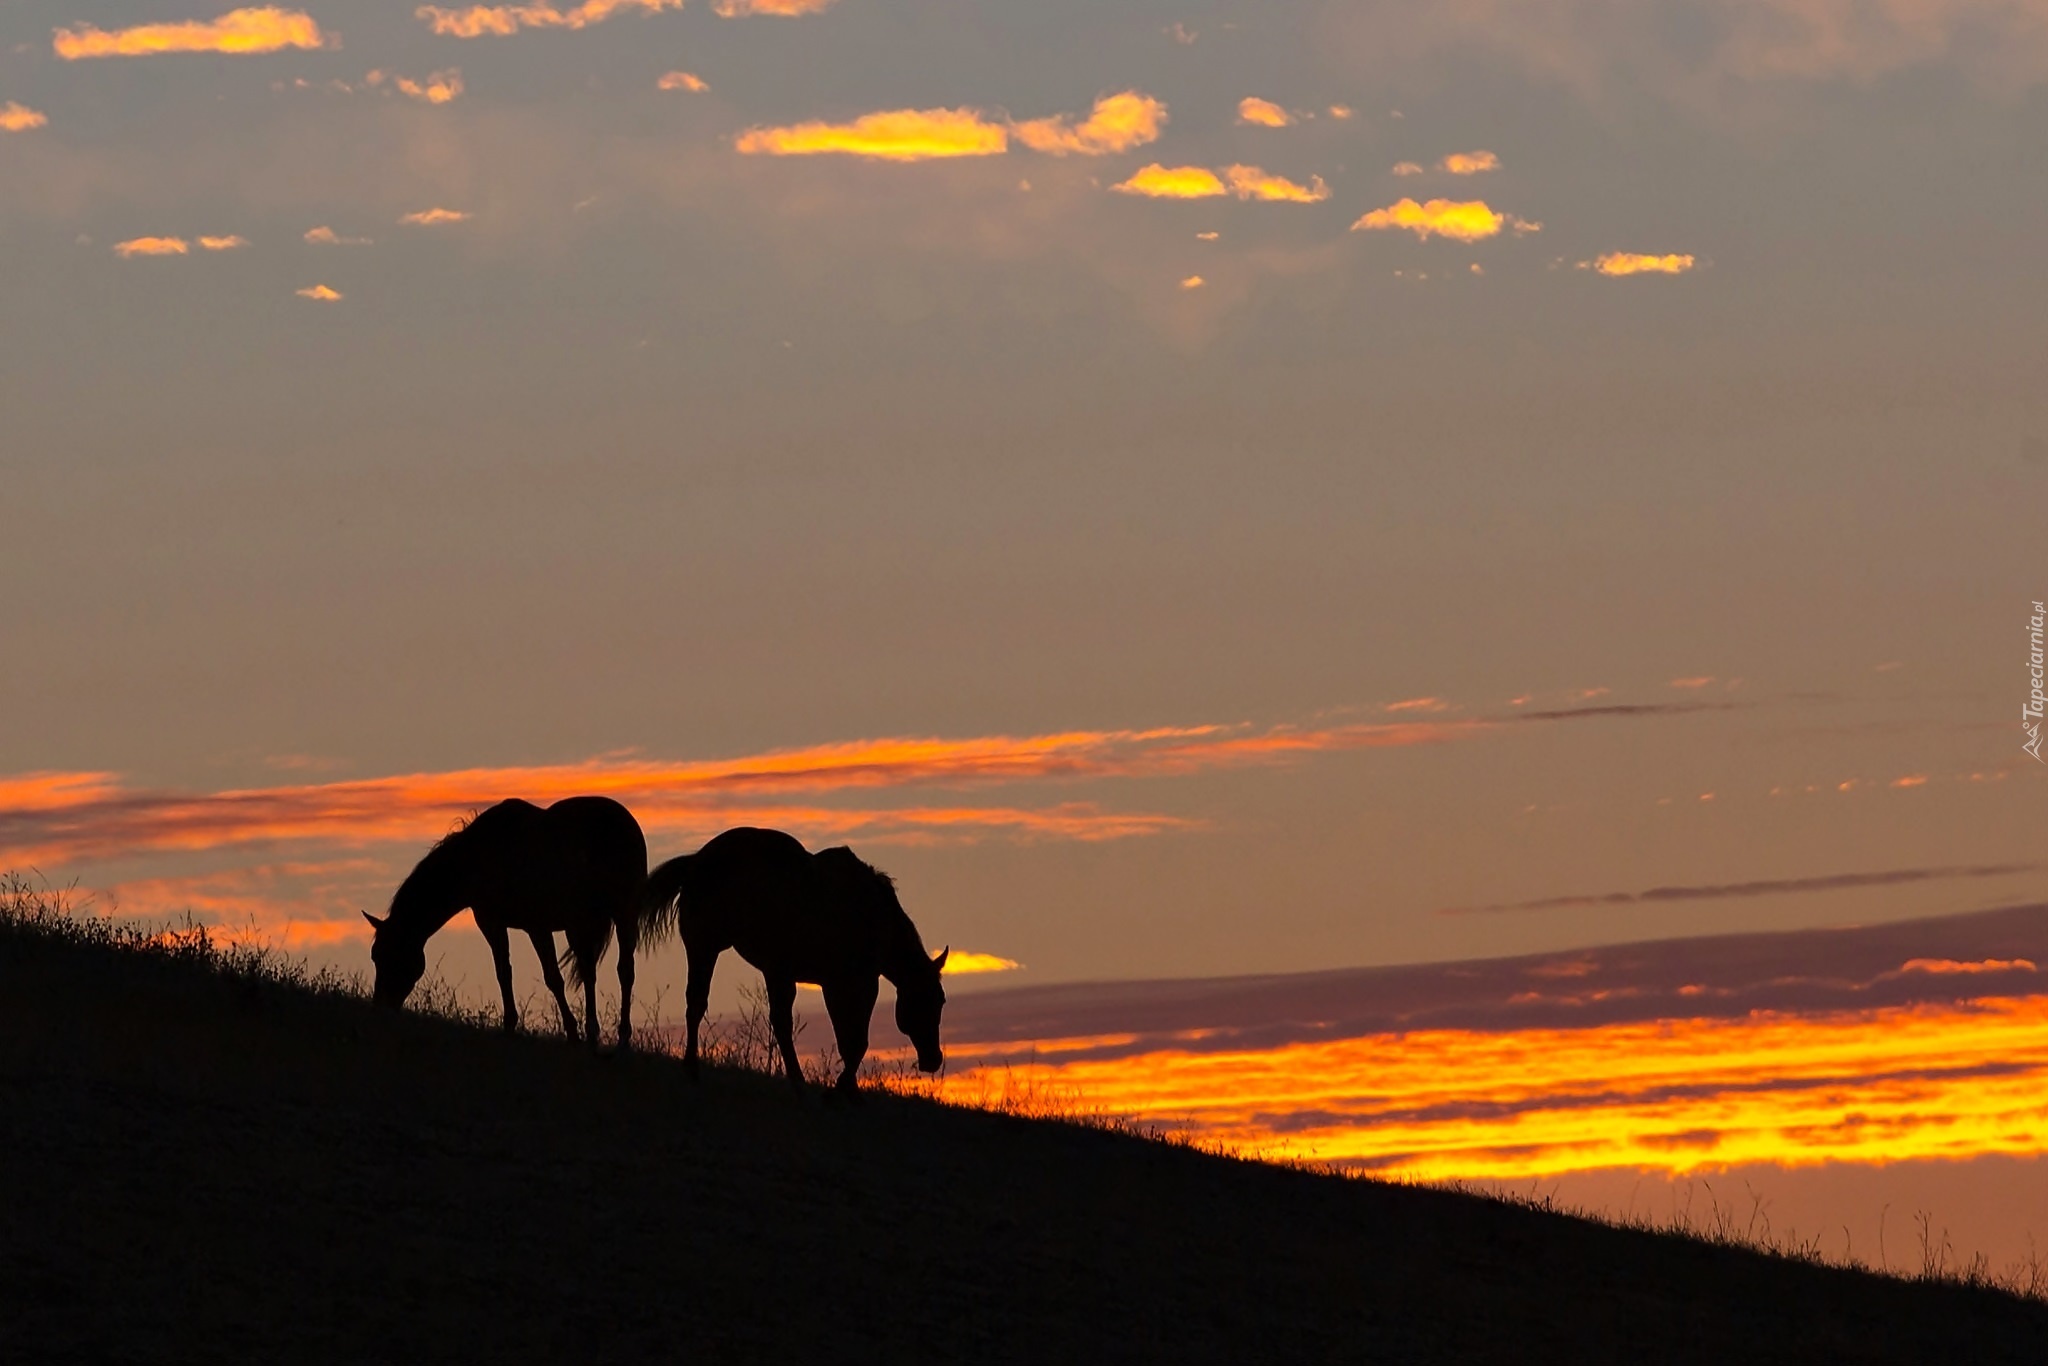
[874,910,930,988]
[388,845,470,945]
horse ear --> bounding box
[362,911,387,931]
[932,946,949,972]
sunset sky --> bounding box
[4,0,2046,1270]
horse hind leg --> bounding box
[614,920,637,1053]
[528,929,578,1043]
[682,943,717,1081]
[567,929,603,1050]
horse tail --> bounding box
[636,854,691,951]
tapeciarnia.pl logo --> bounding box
[2027,600,2045,762]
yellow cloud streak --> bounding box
[198,235,248,250]
[1224,164,1328,202]
[1010,91,1166,156]
[1351,197,1505,242]
[944,951,1023,975]
[736,108,1008,160]
[415,0,680,38]
[53,7,325,60]
[113,237,190,257]
[1441,149,1500,174]
[400,207,470,225]
[1236,96,1291,128]
[941,994,2048,1180]
[1113,164,1226,198]
[658,70,709,92]
[393,69,464,104]
[296,284,342,300]
[304,226,371,245]
[0,101,49,131]
[1590,252,1696,276]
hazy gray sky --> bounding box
[2,0,2043,996]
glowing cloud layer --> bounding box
[198,235,248,251]
[939,995,2048,1180]
[1010,92,1166,156]
[304,226,372,245]
[1590,252,1696,276]
[1236,96,1292,128]
[736,108,1008,160]
[400,208,470,225]
[113,237,190,257]
[658,70,709,92]
[0,102,48,132]
[1352,198,1508,242]
[53,7,326,60]
[296,284,342,300]
[415,0,681,38]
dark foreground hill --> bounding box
[4,919,2046,1365]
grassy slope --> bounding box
[4,923,2046,1365]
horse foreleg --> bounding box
[766,976,805,1091]
[479,917,517,1035]
[682,944,716,1080]
[823,976,879,1096]
[528,929,578,1043]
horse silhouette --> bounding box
[364,796,651,1048]
[643,826,947,1093]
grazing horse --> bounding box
[642,827,948,1093]
[364,796,650,1048]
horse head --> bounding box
[895,946,948,1073]
[362,911,426,1007]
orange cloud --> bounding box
[1236,96,1291,128]
[658,70,709,92]
[1440,149,1499,174]
[304,226,371,246]
[1179,275,1204,290]
[1351,197,1507,242]
[0,101,48,132]
[1328,105,1354,119]
[945,950,1023,975]
[714,0,835,12]
[53,7,325,60]
[296,284,342,300]
[1384,697,1449,713]
[1390,161,1423,176]
[937,994,2048,1180]
[113,237,189,257]
[0,718,1488,865]
[198,235,248,251]
[736,108,1008,160]
[1010,91,1166,156]
[1900,957,2037,976]
[400,207,470,225]
[1223,164,1329,202]
[415,0,680,37]
[1112,164,1226,199]
[1668,676,1716,689]
[1589,252,1695,276]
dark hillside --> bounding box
[4,914,2045,1365]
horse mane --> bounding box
[815,846,932,975]
[388,804,521,931]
